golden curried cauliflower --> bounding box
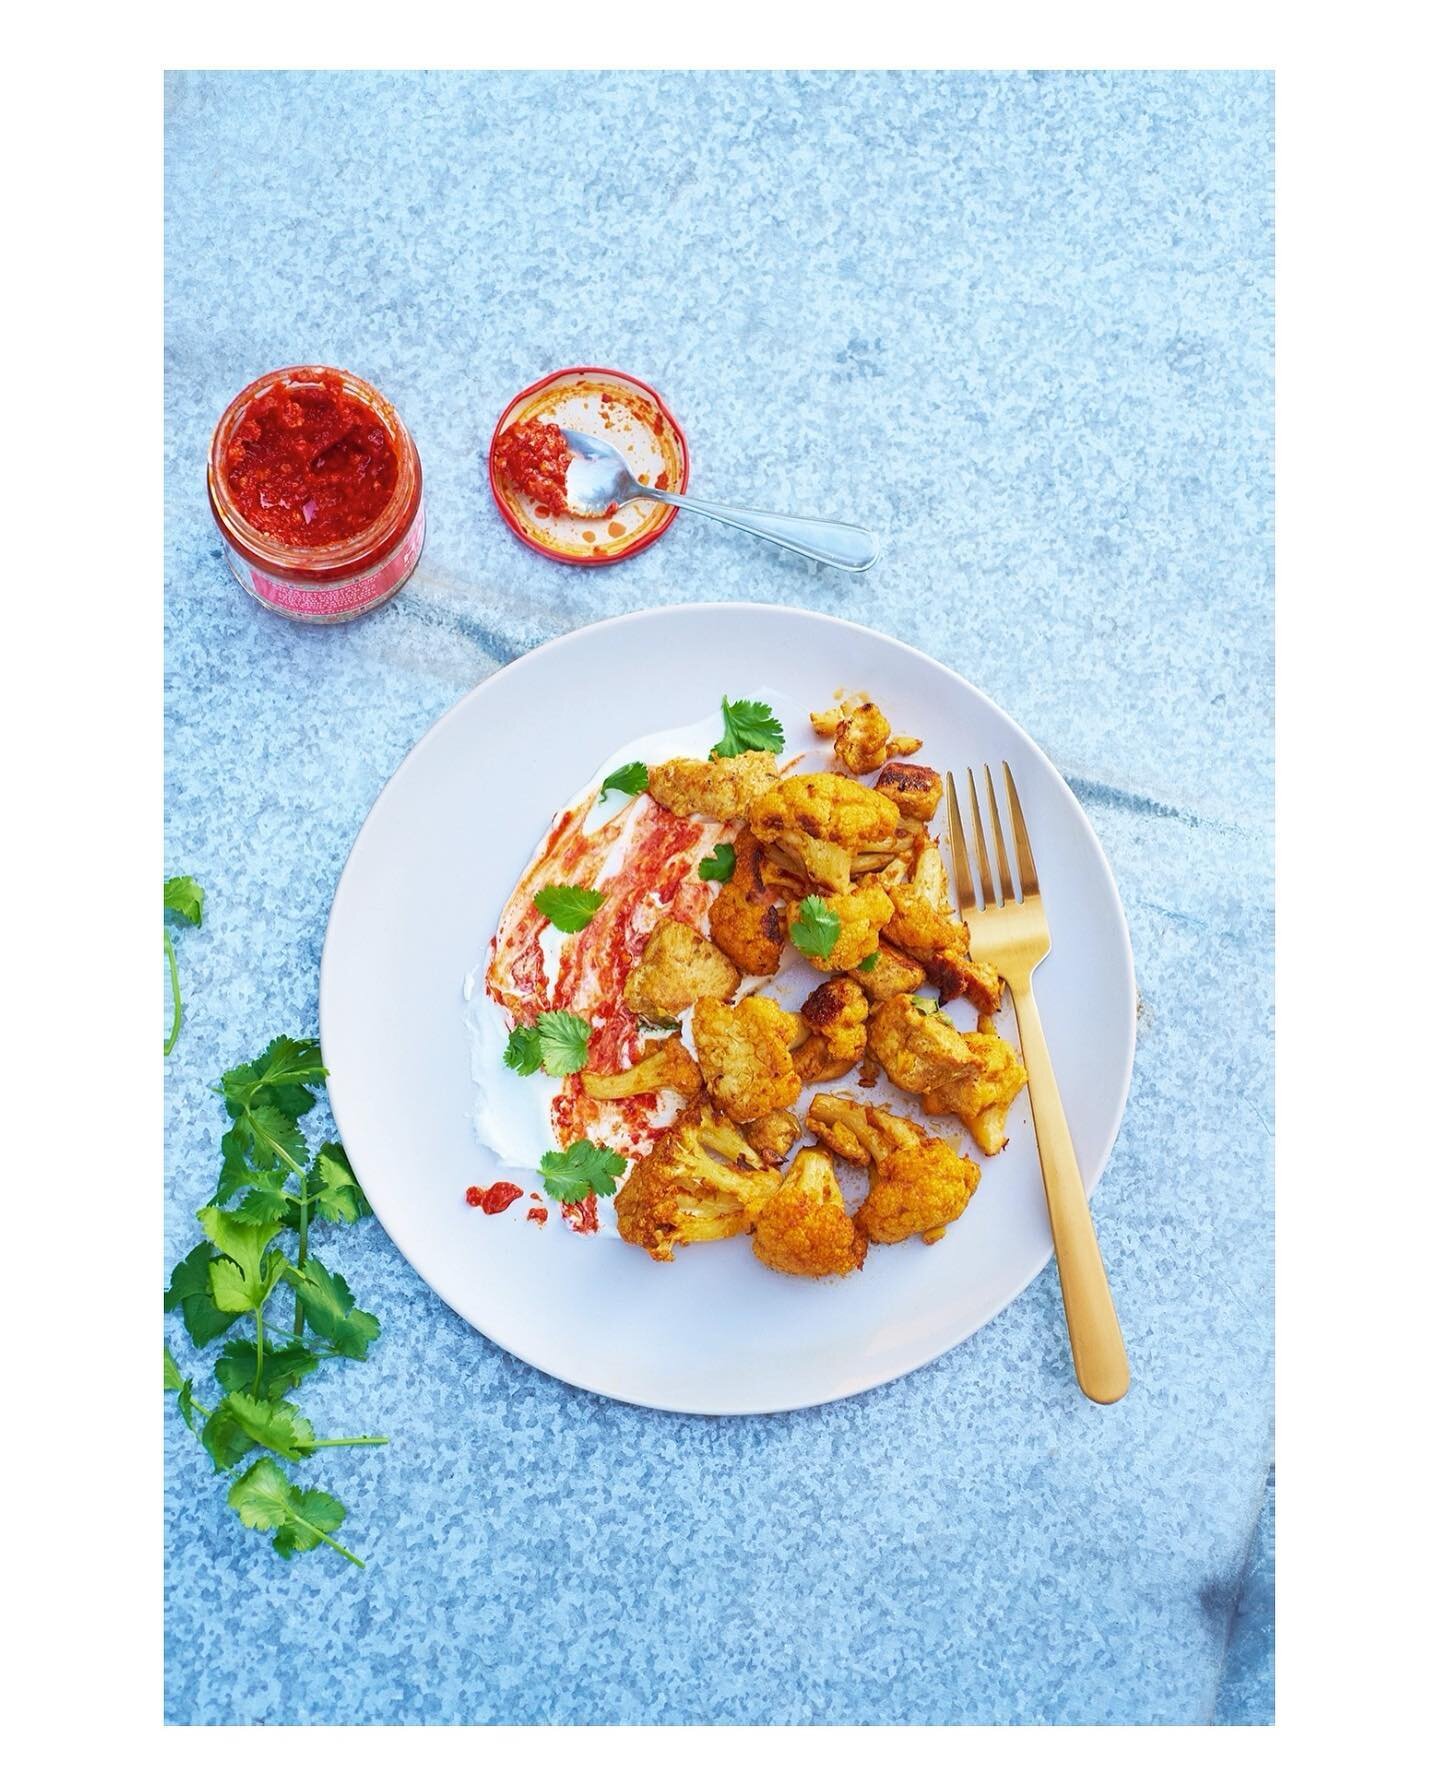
[750,1147,867,1278]
[615,1100,781,1262]
[706,826,785,976]
[787,884,894,972]
[749,772,902,893]
[623,918,740,1022]
[806,1092,980,1246]
[811,697,923,775]
[868,994,1028,1157]
[850,940,925,1003]
[692,994,804,1124]
[874,761,943,822]
[792,976,869,1083]
[882,842,1003,1012]
[648,751,779,822]
[581,1034,702,1102]
[920,1029,1029,1156]
[744,1109,803,1166]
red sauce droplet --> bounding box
[525,1206,548,1225]
[494,420,572,513]
[562,1194,600,1234]
[655,470,670,491]
[466,1181,526,1214]
[223,371,399,547]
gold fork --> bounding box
[946,766,1130,1404]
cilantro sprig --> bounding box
[164,1036,387,1569]
[713,696,785,759]
[600,761,649,800]
[789,895,842,960]
[163,876,205,1056]
[698,842,736,883]
[503,1010,592,1077]
[539,1139,629,1203]
[533,884,606,933]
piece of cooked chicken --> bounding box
[622,918,740,1022]
[874,761,943,822]
[749,772,902,893]
[692,994,804,1124]
[581,1034,702,1101]
[881,842,1003,1012]
[792,976,869,1083]
[706,826,785,976]
[920,1029,1029,1156]
[615,1100,780,1262]
[850,940,926,1003]
[868,994,1028,1157]
[648,750,779,822]
[806,1091,980,1245]
[750,1147,867,1278]
[787,884,894,972]
[744,1109,803,1167]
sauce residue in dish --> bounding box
[466,1180,526,1213]
[493,420,572,513]
[222,370,399,547]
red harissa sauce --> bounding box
[223,371,399,548]
[494,420,572,512]
[466,1181,526,1214]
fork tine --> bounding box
[945,772,976,911]
[985,766,1016,903]
[966,769,995,906]
[1003,761,1040,897]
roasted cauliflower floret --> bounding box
[615,1100,780,1262]
[792,976,869,1083]
[581,1034,702,1102]
[744,1109,803,1167]
[867,993,976,1093]
[751,1148,867,1278]
[749,772,902,894]
[787,884,894,972]
[874,761,943,822]
[850,940,925,1003]
[812,697,922,775]
[882,843,1003,1012]
[805,1092,979,1246]
[706,826,785,975]
[920,1029,1029,1156]
[648,751,779,822]
[622,918,740,1022]
[692,994,804,1124]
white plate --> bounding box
[320,604,1135,1414]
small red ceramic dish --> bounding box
[488,367,689,566]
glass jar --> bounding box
[208,365,424,623]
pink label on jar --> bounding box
[234,501,425,623]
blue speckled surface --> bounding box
[164,70,1273,1725]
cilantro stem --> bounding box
[163,927,183,1056]
[240,1102,311,1335]
[252,1307,266,1397]
[302,1523,365,1569]
[310,1435,390,1448]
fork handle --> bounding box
[1009,978,1130,1404]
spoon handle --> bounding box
[642,488,882,572]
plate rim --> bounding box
[319,601,1137,1415]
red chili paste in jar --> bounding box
[494,420,572,513]
[466,1181,526,1214]
[223,371,399,548]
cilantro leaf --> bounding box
[713,696,784,759]
[200,1400,256,1473]
[638,1016,682,1033]
[219,1037,326,1111]
[198,1207,286,1314]
[539,1139,628,1203]
[698,842,736,883]
[227,1458,361,1566]
[164,1345,184,1391]
[789,895,842,960]
[306,1143,371,1225]
[533,885,607,933]
[599,761,649,799]
[857,951,881,972]
[536,1010,592,1076]
[164,876,205,927]
[503,1025,543,1075]
[286,1258,380,1360]
[215,1337,320,1401]
[165,1241,240,1345]
[223,1392,318,1462]
[176,1380,200,1436]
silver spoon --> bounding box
[561,429,882,572]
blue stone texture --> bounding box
[165,69,1273,1725]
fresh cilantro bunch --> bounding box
[164,1036,386,1568]
[164,876,205,1056]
